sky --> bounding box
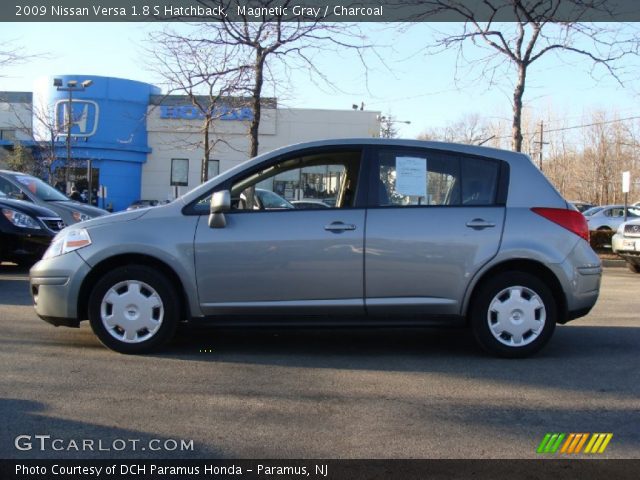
[2,22,639,140]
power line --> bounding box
[493,115,640,140]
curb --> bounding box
[601,259,626,268]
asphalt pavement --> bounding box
[0,264,638,459]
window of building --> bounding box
[170,158,189,187]
[0,129,17,140]
[207,160,220,180]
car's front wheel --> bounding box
[88,265,179,354]
[470,272,557,358]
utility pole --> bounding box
[534,120,549,171]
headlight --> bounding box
[1,208,41,229]
[42,228,92,260]
[72,211,92,222]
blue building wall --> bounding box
[34,75,160,211]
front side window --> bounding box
[230,150,361,211]
[376,149,500,207]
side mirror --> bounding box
[208,190,230,228]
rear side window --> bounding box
[375,149,501,207]
[461,157,500,205]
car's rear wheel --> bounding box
[470,271,556,358]
[88,265,179,354]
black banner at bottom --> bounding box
[2,459,640,480]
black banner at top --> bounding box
[3,0,640,22]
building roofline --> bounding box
[149,94,276,109]
[0,92,33,103]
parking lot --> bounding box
[0,265,638,459]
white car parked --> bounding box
[612,218,640,273]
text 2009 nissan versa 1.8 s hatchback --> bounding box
[30,139,602,357]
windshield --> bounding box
[12,174,70,201]
[582,206,603,216]
[256,189,294,209]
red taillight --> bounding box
[531,207,589,242]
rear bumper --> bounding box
[553,241,602,324]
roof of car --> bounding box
[265,138,528,163]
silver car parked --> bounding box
[30,139,601,357]
[585,204,640,231]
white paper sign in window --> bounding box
[395,156,427,197]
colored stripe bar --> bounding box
[584,434,598,453]
[545,434,559,453]
[598,434,613,453]
[574,433,589,453]
[560,434,575,453]
[550,433,565,453]
[568,433,582,454]
[537,434,553,454]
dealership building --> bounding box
[0,75,380,211]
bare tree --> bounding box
[418,1,639,151]
[539,110,640,204]
[0,45,28,76]
[147,27,249,182]
[8,100,60,182]
[195,1,370,157]
[419,113,497,145]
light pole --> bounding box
[53,78,93,202]
[378,115,411,138]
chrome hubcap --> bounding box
[487,286,546,347]
[100,280,164,343]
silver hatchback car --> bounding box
[30,139,601,357]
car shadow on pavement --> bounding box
[160,324,640,397]
[0,397,220,459]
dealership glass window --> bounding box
[207,160,220,180]
[171,158,189,186]
[0,129,16,140]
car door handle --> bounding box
[466,218,496,230]
[324,222,356,232]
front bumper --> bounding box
[612,233,640,265]
[1,230,53,263]
[29,251,91,327]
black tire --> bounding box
[88,265,179,354]
[628,262,640,274]
[470,271,557,358]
